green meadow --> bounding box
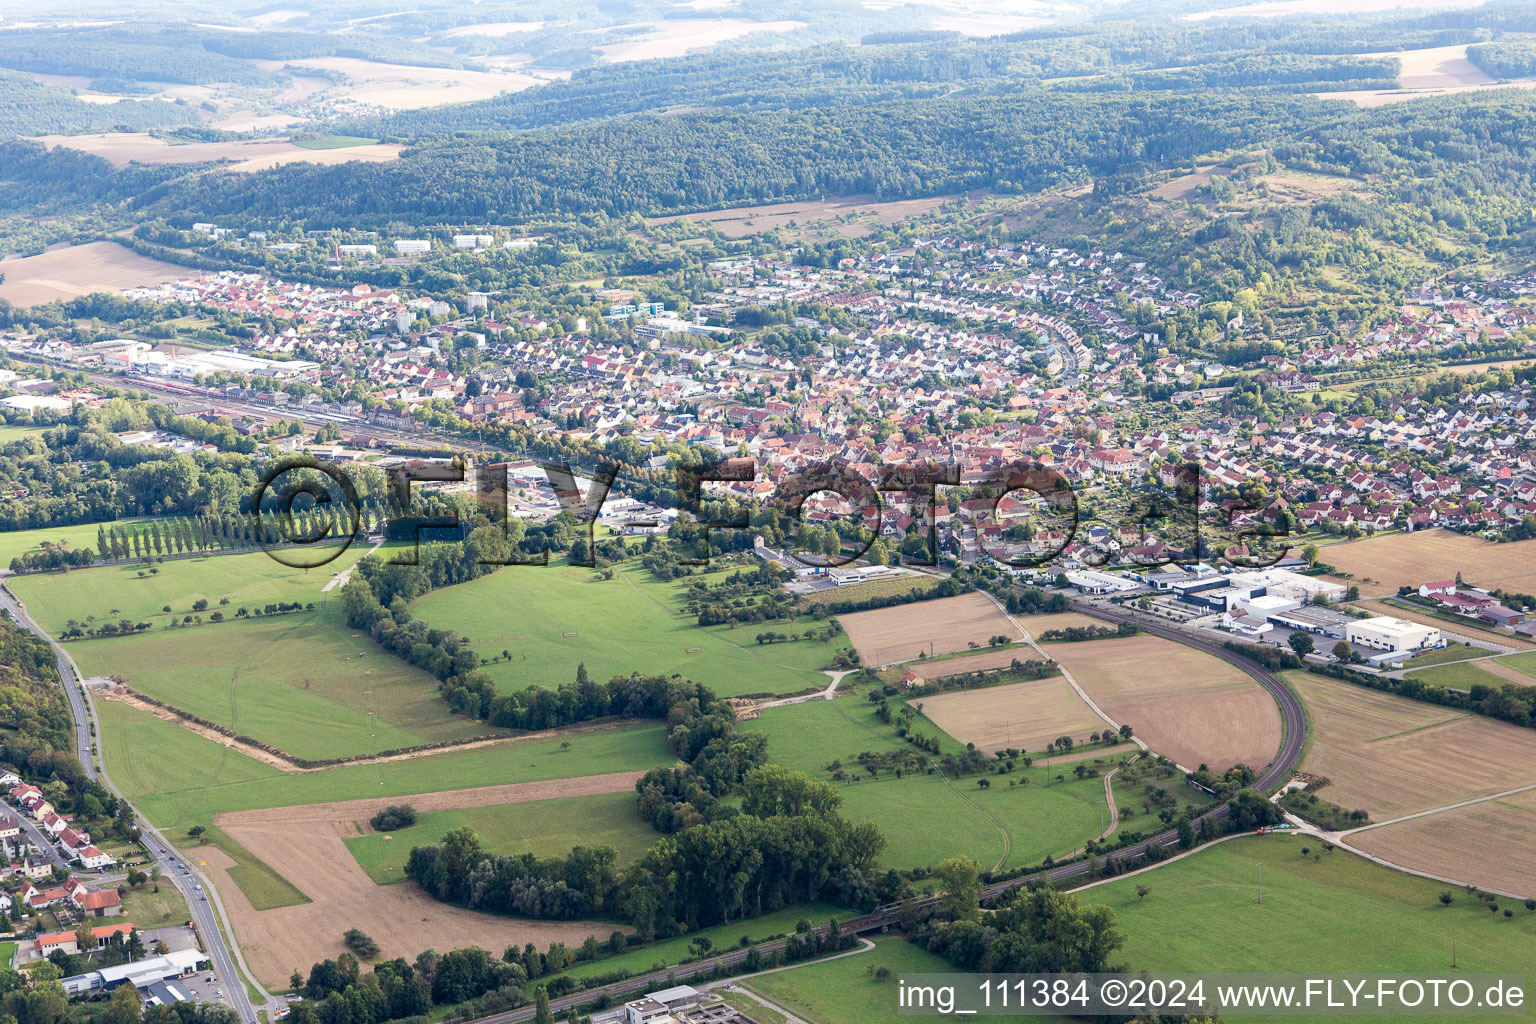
[10,544,378,634]
[71,608,485,760]
[549,903,856,988]
[1092,835,1536,1023]
[744,696,1106,873]
[96,698,675,833]
[0,422,51,443]
[411,560,847,697]
[0,522,106,567]
[742,936,1047,1024]
[344,791,655,885]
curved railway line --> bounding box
[455,596,1311,1024]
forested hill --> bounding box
[130,92,1324,225]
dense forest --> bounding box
[141,92,1322,224]
[1470,40,1536,80]
[0,71,200,138]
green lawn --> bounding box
[97,698,675,834]
[548,904,856,988]
[0,422,50,443]
[72,608,486,760]
[10,546,376,635]
[120,881,196,928]
[412,561,846,698]
[291,135,378,150]
[0,943,14,968]
[1092,835,1536,1022]
[1496,651,1536,681]
[1399,643,1489,670]
[1406,660,1516,692]
[344,791,655,885]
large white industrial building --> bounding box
[1345,616,1442,654]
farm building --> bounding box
[1346,617,1442,654]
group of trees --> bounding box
[294,947,523,1024]
[408,765,889,939]
[915,867,1123,974]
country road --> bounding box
[0,554,1309,1024]
[0,578,266,1024]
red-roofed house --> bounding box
[34,923,135,956]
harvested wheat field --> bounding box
[908,648,1037,680]
[1020,611,1104,638]
[39,133,401,171]
[0,242,189,308]
[252,57,545,110]
[1350,788,1536,898]
[1321,531,1536,598]
[838,592,1020,666]
[1291,671,1536,820]
[212,772,643,986]
[1050,635,1280,772]
[918,676,1104,754]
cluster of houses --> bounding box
[1417,580,1527,631]
[4,774,117,871]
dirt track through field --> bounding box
[1049,635,1280,773]
[212,772,645,985]
[1292,672,1536,819]
[1349,788,1536,898]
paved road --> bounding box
[0,581,263,1024]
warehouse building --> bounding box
[1345,616,1442,654]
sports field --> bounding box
[1321,531,1536,598]
[73,610,486,760]
[1051,635,1281,772]
[1088,836,1536,993]
[917,676,1104,753]
[1350,788,1536,898]
[1289,671,1536,819]
[411,561,843,697]
[343,789,654,884]
[10,546,374,634]
[836,592,1020,665]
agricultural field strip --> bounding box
[984,591,1133,747]
[210,772,648,987]
[1334,780,1536,836]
